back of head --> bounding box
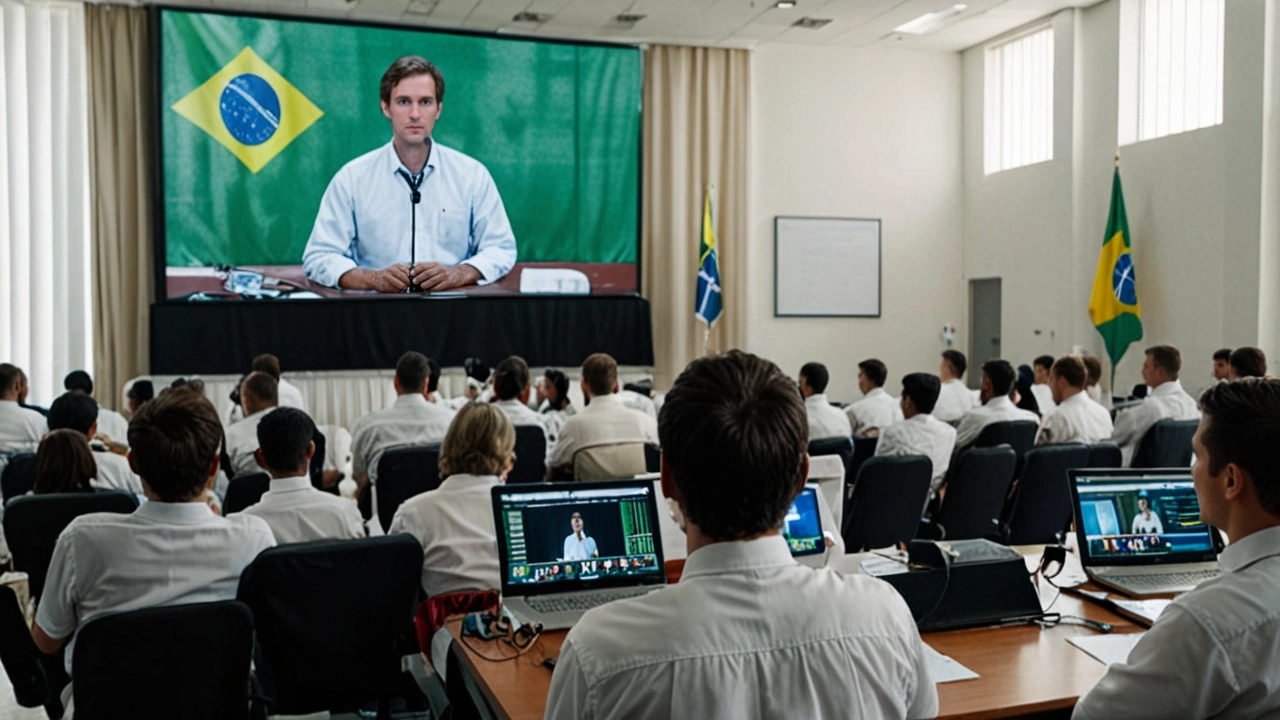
[581,353,618,397]
[35,429,96,495]
[660,350,807,542]
[1229,347,1267,379]
[48,392,99,434]
[544,368,570,409]
[251,354,283,380]
[1146,345,1182,379]
[1051,355,1087,388]
[858,359,888,388]
[799,362,830,394]
[1033,355,1055,372]
[493,355,531,401]
[256,407,316,474]
[241,372,279,409]
[942,350,968,379]
[1082,355,1103,386]
[440,402,516,477]
[983,359,1017,397]
[127,387,224,501]
[1198,378,1280,517]
[64,370,93,395]
[427,358,442,394]
[396,351,431,393]
[464,357,491,384]
[127,379,155,404]
[0,363,23,396]
[901,373,942,414]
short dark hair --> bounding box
[1051,355,1087,388]
[0,364,24,393]
[799,362,830,394]
[252,353,282,380]
[1145,345,1182,378]
[493,356,531,401]
[982,359,1017,397]
[660,351,807,542]
[1082,355,1103,385]
[256,407,316,473]
[858,359,888,388]
[1214,348,1233,362]
[48,392,99,435]
[582,353,618,396]
[1033,355,1055,371]
[380,56,446,106]
[544,369,570,410]
[901,373,941,414]
[427,358,442,394]
[1229,347,1267,379]
[1198,378,1280,516]
[35,429,96,495]
[128,388,224,501]
[127,379,154,402]
[942,350,968,378]
[396,351,431,393]
[64,370,93,394]
[241,372,279,407]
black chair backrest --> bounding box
[1005,443,1091,545]
[843,455,932,552]
[223,472,271,515]
[1086,442,1123,469]
[0,584,47,709]
[72,600,254,720]
[237,535,423,716]
[1131,418,1198,468]
[973,420,1039,475]
[3,491,139,600]
[1,452,36,503]
[808,437,854,473]
[310,427,327,490]
[934,445,1017,541]
[644,444,661,473]
[847,436,879,485]
[508,425,547,485]
[375,444,443,532]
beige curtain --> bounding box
[642,45,749,389]
[86,4,153,410]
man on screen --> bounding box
[1131,494,1164,535]
[302,56,516,292]
[562,512,598,561]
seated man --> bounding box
[875,373,957,495]
[46,392,144,496]
[1112,345,1199,466]
[1212,348,1232,382]
[0,363,47,453]
[32,387,275,716]
[546,353,658,475]
[954,359,1041,450]
[252,354,307,411]
[799,362,852,441]
[845,359,904,436]
[545,350,936,719]
[350,351,455,490]
[1072,378,1280,719]
[242,408,364,544]
[1035,355,1114,446]
[490,355,548,432]
[63,370,129,447]
[1030,354,1058,413]
[1228,347,1267,380]
[933,350,978,424]
[125,379,154,416]
[536,368,575,444]
[1082,355,1108,408]
[223,372,279,477]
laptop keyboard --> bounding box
[526,587,655,614]
[1108,569,1220,590]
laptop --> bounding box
[492,479,668,630]
[782,484,827,567]
[1068,469,1223,597]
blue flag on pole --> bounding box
[696,185,723,328]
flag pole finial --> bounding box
[1115,152,1120,169]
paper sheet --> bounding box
[924,645,979,683]
[1068,632,1146,666]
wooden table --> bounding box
[446,546,1141,720]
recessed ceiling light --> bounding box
[792,16,831,29]
[511,11,552,23]
[893,3,968,35]
[776,1,797,8]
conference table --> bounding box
[445,545,1143,720]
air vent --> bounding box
[607,13,647,29]
[792,16,832,29]
[511,11,552,23]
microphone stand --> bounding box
[396,168,424,293]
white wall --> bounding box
[747,44,965,402]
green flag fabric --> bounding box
[1087,168,1144,369]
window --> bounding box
[984,25,1054,175]
[1119,0,1224,146]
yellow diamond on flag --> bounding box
[170,47,323,174]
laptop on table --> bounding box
[492,479,668,630]
[1068,469,1223,597]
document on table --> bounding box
[1068,632,1146,666]
[924,645,979,683]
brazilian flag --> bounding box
[1088,168,1143,369]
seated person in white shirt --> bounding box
[125,379,154,416]
[224,372,279,478]
[1228,346,1267,380]
[31,387,276,716]
[799,362,853,441]
[536,368,575,444]
[1082,355,1108,408]
[1034,355,1115,446]
[545,353,659,477]
[1031,354,1058,413]
[1073,378,1280,720]
[933,350,978,424]
[350,351,456,493]
[63,370,129,448]
[954,359,1041,450]
[876,373,957,496]
[252,354,307,411]
[845,358,904,436]
[34,429,96,495]
[562,512,599,560]
[545,350,937,720]
[1130,493,1164,534]
[389,402,514,676]
[242,407,364,544]
[0,363,47,453]
[1212,347,1232,382]
[1111,345,1200,466]
[46,392,144,496]
[490,355,548,431]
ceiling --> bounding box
[151,0,1103,51]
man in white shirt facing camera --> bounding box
[545,350,936,720]
[845,359,904,436]
[876,373,957,496]
[799,362,852,441]
[1035,355,1114,446]
[1030,355,1058,414]
[933,350,978,425]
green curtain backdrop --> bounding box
[160,9,641,267]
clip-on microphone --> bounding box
[396,168,425,292]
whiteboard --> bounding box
[774,216,881,317]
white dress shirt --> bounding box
[350,393,456,482]
[92,450,144,497]
[242,475,365,544]
[0,400,47,453]
[537,402,575,445]
[563,533,599,561]
[493,398,547,430]
[1030,383,1057,413]
[546,394,659,469]
[805,394,853,441]
[954,395,1042,449]
[932,379,978,424]
[224,407,273,477]
[876,413,958,493]
[1130,511,1164,535]
[1035,390,1115,446]
[302,140,517,287]
[1085,384,1110,409]
[618,390,658,420]
[845,387,905,436]
[276,378,307,412]
[1111,380,1200,466]
[1073,525,1280,720]
[544,536,937,720]
[93,407,130,446]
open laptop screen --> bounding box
[493,480,666,596]
[1070,471,1220,567]
[782,485,825,557]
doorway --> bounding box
[969,279,1002,390]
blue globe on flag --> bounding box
[219,73,280,146]
[1112,252,1137,306]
